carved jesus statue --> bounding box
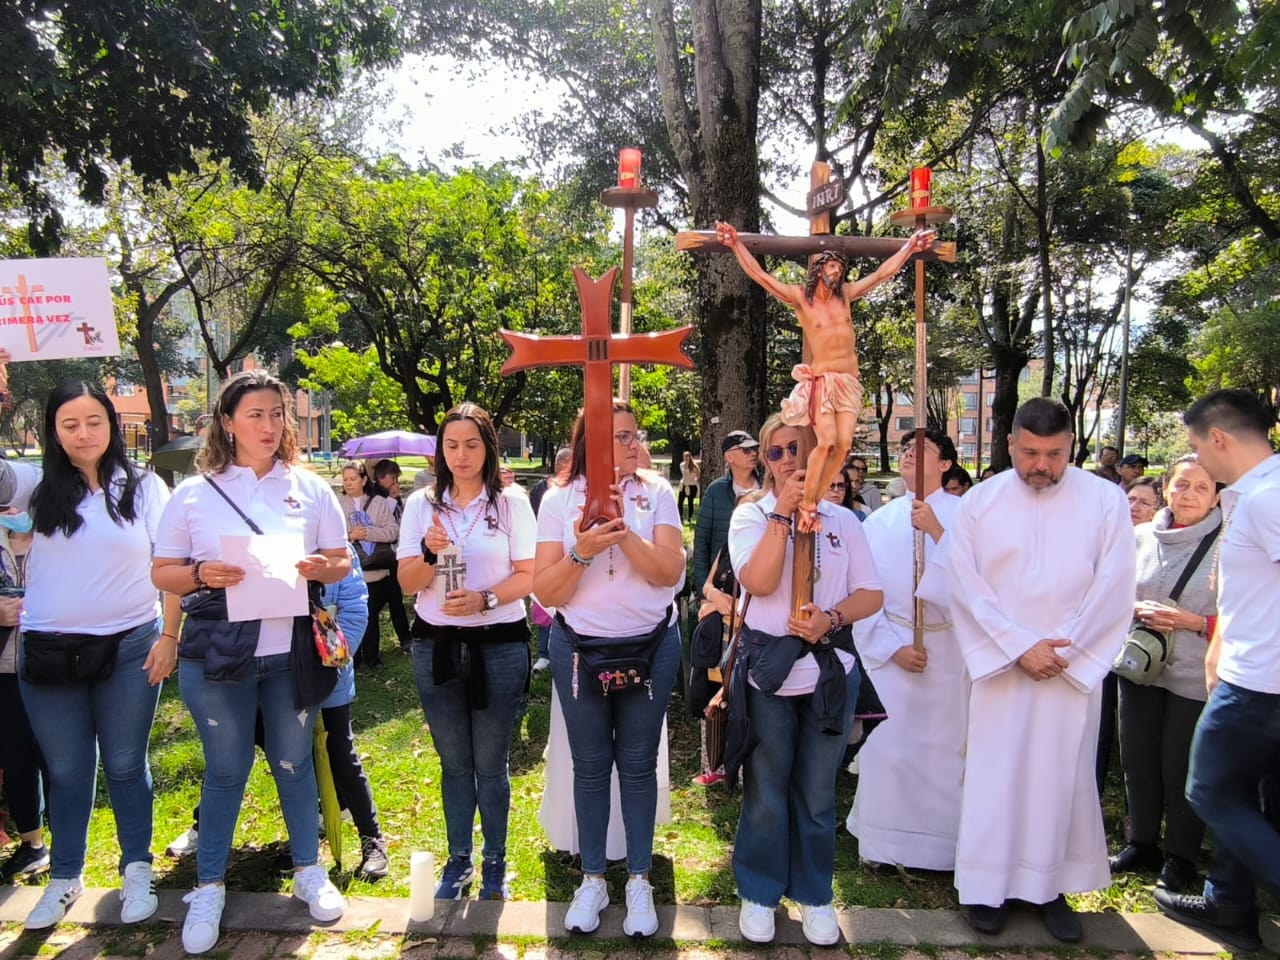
[715,222,935,532]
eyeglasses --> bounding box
[848,464,867,473]
[899,443,940,457]
[829,481,847,491]
[765,441,799,462]
[614,430,646,447]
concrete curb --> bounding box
[0,887,1275,954]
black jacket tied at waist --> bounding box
[178,583,336,710]
[741,623,856,735]
[412,616,531,709]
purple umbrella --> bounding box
[338,430,437,459]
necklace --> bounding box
[439,496,487,546]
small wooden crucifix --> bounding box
[501,266,694,527]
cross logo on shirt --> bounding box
[825,532,842,550]
[631,494,651,511]
[283,496,301,509]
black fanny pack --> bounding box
[556,605,672,700]
[22,626,133,685]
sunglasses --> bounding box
[829,481,847,491]
[765,441,799,462]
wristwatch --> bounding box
[481,590,498,613]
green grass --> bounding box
[9,565,1174,914]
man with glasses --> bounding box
[847,430,966,871]
[920,398,1134,942]
[692,431,761,597]
[846,455,883,513]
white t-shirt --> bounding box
[536,473,683,637]
[23,468,170,634]
[727,493,882,694]
[1215,454,1280,694]
[154,462,347,657]
[397,485,536,626]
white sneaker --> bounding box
[25,876,83,929]
[166,827,198,858]
[622,875,658,938]
[564,875,609,934]
[738,899,775,943]
[800,902,841,945]
[182,884,225,955]
[532,657,551,673]
[293,864,345,922]
[120,861,158,923]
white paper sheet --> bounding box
[220,534,308,622]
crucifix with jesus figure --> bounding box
[679,162,953,639]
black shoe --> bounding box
[966,902,1009,935]
[1108,842,1162,873]
[357,836,389,880]
[0,842,50,882]
[1037,894,1082,943]
[1154,888,1262,952]
[1157,854,1198,894]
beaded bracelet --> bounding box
[568,546,593,566]
[766,512,792,529]
[191,561,206,589]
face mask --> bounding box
[0,512,33,534]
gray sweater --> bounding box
[1133,505,1223,701]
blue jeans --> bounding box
[733,664,859,907]
[549,620,680,875]
[18,620,162,878]
[536,624,550,660]
[1185,679,1280,918]
[410,636,529,860]
[180,653,320,884]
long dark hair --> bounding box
[431,403,503,521]
[32,381,139,538]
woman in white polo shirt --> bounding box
[150,370,351,955]
[397,403,535,902]
[727,413,883,946]
[15,381,180,931]
[532,399,685,939]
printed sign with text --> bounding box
[0,257,121,360]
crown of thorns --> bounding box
[813,250,848,268]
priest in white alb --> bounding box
[847,428,967,871]
[920,398,1134,942]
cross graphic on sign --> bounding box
[501,267,693,527]
[76,322,97,345]
[435,549,467,595]
[1,274,45,353]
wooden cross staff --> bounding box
[890,169,953,651]
[501,267,693,527]
[677,162,953,621]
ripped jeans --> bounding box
[179,653,320,884]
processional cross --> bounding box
[502,172,693,526]
[678,162,954,635]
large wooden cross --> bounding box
[676,162,953,619]
[501,267,693,527]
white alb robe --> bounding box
[918,466,1134,906]
[847,488,967,870]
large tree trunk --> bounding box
[652,0,768,477]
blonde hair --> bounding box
[744,413,785,503]
[198,370,300,473]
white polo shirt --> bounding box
[1215,454,1280,694]
[536,474,682,638]
[727,493,882,694]
[398,485,536,626]
[22,468,169,634]
[154,462,347,656]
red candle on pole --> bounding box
[910,166,931,208]
[618,147,642,189]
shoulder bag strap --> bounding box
[1167,523,1222,603]
[204,475,265,535]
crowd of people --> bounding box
[0,368,1277,953]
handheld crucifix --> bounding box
[679,162,954,621]
[501,266,693,527]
